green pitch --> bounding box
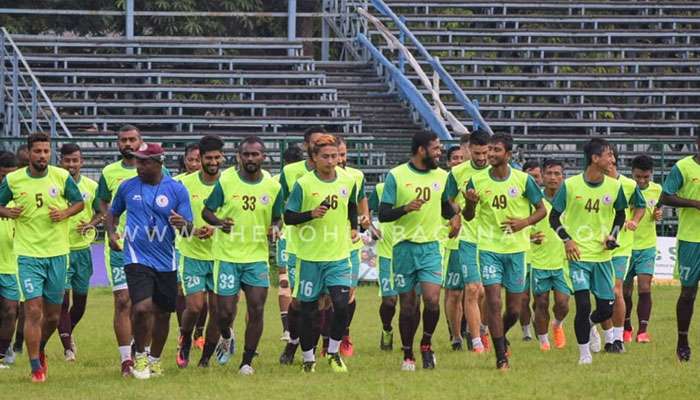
[4,286,699,398]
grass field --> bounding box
[3,285,699,399]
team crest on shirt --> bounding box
[260,194,270,205]
[49,186,59,198]
[431,182,441,191]
[156,195,169,208]
[648,199,657,207]
[508,186,520,198]
[339,187,349,198]
[602,194,613,205]
[81,192,89,200]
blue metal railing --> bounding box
[357,33,451,139]
[367,0,493,135]
[1,27,72,139]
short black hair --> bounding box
[303,126,328,144]
[184,142,200,157]
[27,132,50,150]
[0,151,18,168]
[283,146,304,164]
[611,145,620,167]
[488,133,513,152]
[522,160,540,172]
[469,129,490,146]
[60,143,81,156]
[199,135,224,154]
[118,124,140,136]
[16,144,28,154]
[583,138,611,166]
[459,134,470,145]
[542,159,564,171]
[239,136,265,153]
[631,155,654,171]
[447,145,461,160]
[411,132,438,155]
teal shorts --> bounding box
[0,273,20,302]
[478,250,527,293]
[443,241,481,290]
[378,256,397,297]
[677,240,700,287]
[392,241,443,294]
[625,248,656,285]
[350,249,361,288]
[443,247,465,290]
[18,255,68,304]
[293,258,351,302]
[531,267,572,296]
[214,260,269,297]
[287,253,297,289]
[180,256,214,296]
[612,256,631,280]
[106,249,127,291]
[276,238,288,269]
[568,260,615,300]
[524,264,531,293]
[66,248,93,295]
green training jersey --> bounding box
[286,170,356,262]
[279,160,314,254]
[662,156,700,243]
[552,173,627,262]
[205,170,283,263]
[0,202,17,274]
[344,166,366,251]
[68,175,99,250]
[612,174,646,258]
[445,161,490,247]
[368,183,394,259]
[178,171,218,261]
[467,167,543,254]
[381,163,449,244]
[0,166,83,258]
[529,197,566,270]
[97,160,139,247]
[633,181,662,250]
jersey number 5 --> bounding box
[35,193,44,208]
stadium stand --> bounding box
[371,0,700,137]
[1,0,698,182]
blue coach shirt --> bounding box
[111,175,193,272]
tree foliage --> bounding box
[0,0,279,37]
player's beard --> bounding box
[31,160,48,173]
[120,147,135,159]
[203,163,219,176]
[243,162,260,174]
[423,153,438,170]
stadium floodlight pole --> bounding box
[288,0,297,57]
